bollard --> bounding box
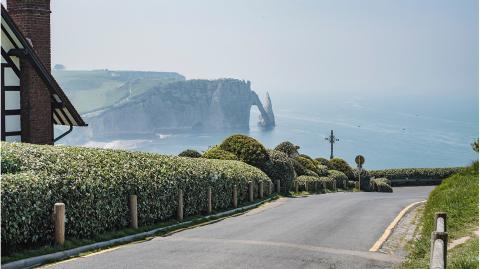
[430,231,448,269]
[344,180,347,189]
[129,195,138,229]
[233,185,238,208]
[248,181,254,202]
[295,181,299,192]
[435,212,447,232]
[315,181,319,194]
[207,187,212,214]
[323,181,327,193]
[259,181,264,199]
[276,180,281,193]
[177,190,184,222]
[54,203,65,246]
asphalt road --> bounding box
[45,186,433,269]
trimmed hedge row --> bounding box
[294,175,335,192]
[369,168,462,182]
[1,142,270,253]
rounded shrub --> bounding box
[263,150,295,193]
[299,154,313,160]
[219,134,269,168]
[178,149,202,158]
[327,170,348,187]
[328,158,355,180]
[316,165,329,177]
[291,158,308,176]
[202,146,238,161]
[370,178,393,192]
[274,141,300,158]
[294,156,318,175]
[305,169,319,176]
[315,157,330,167]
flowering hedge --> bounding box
[1,142,270,253]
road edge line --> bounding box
[369,200,426,252]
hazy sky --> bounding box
[24,1,480,99]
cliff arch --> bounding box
[251,91,275,129]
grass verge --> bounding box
[398,162,479,269]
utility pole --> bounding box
[325,130,339,159]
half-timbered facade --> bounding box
[1,1,86,144]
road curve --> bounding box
[44,186,433,269]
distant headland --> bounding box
[54,70,275,140]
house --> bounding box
[1,0,86,145]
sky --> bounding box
[42,0,478,99]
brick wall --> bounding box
[7,0,53,144]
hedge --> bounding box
[369,168,462,184]
[294,176,335,192]
[1,142,270,253]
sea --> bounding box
[66,92,478,170]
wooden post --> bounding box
[233,185,238,208]
[276,180,281,193]
[334,181,337,192]
[305,182,308,192]
[323,181,327,193]
[54,203,65,246]
[259,181,264,199]
[315,181,318,194]
[344,180,347,189]
[294,181,299,192]
[129,195,138,229]
[435,212,447,232]
[430,231,448,269]
[177,190,183,222]
[207,187,212,214]
[269,181,272,195]
[248,181,254,202]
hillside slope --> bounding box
[53,70,185,113]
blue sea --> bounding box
[72,92,478,170]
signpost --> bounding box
[355,155,365,190]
